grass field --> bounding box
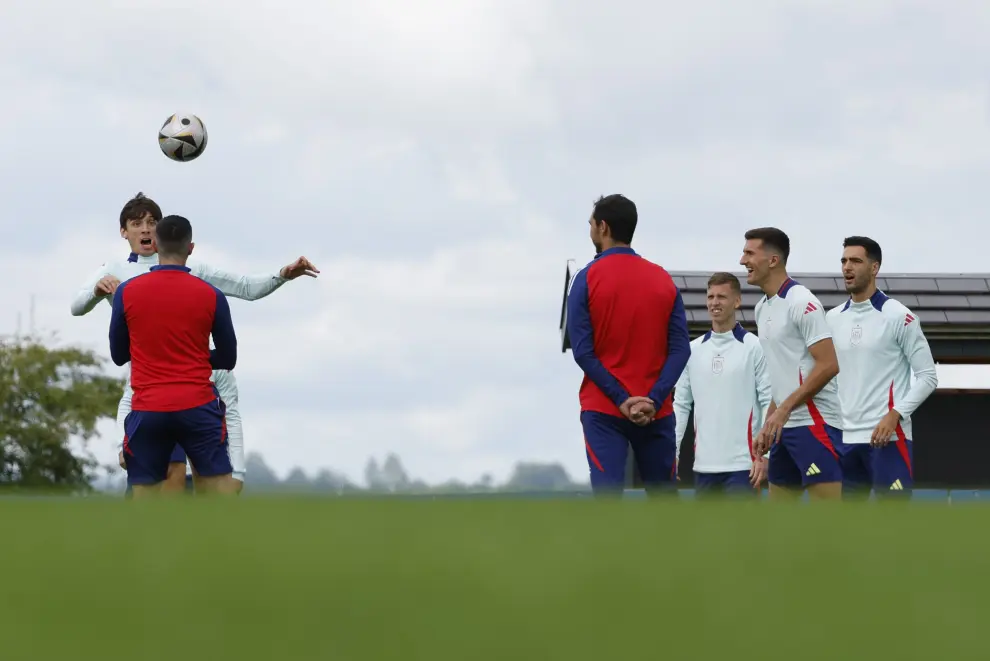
[2,497,986,660]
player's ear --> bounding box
[150,238,158,252]
[120,227,127,239]
[187,242,195,256]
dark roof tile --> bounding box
[917,294,970,309]
[935,278,989,293]
[797,277,842,291]
[945,310,990,324]
[682,292,708,307]
[916,310,947,324]
[819,293,849,309]
[683,276,710,290]
[883,277,940,293]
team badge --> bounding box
[712,355,724,374]
[850,325,863,346]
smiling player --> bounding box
[673,272,772,497]
[741,227,844,501]
[71,192,319,493]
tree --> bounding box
[0,336,124,491]
[503,462,577,492]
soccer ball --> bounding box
[158,113,208,162]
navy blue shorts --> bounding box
[169,445,186,464]
[841,440,913,497]
[767,423,843,488]
[694,470,756,496]
[580,411,676,495]
[122,398,232,486]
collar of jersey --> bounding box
[594,246,637,259]
[127,252,158,264]
[841,289,888,312]
[149,265,191,273]
[702,322,747,343]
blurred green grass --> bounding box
[1,497,984,660]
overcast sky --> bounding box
[1,0,988,486]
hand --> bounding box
[757,404,791,453]
[620,396,655,426]
[749,456,768,487]
[871,410,901,447]
[280,256,320,280]
[94,276,121,297]
[118,451,126,469]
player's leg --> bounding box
[721,470,760,498]
[177,398,239,495]
[122,411,175,498]
[839,444,872,501]
[784,424,843,501]
[693,472,726,498]
[767,440,804,501]
[579,411,631,497]
[215,370,245,494]
[629,414,677,497]
[871,437,914,501]
[163,445,188,493]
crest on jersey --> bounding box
[850,325,863,346]
[712,355,724,374]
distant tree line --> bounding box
[239,452,585,494]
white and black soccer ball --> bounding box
[158,113,208,162]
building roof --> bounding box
[560,266,990,363]
[671,271,990,332]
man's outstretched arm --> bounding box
[565,268,630,407]
[189,256,319,302]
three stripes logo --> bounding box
[904,313,915,326]
[804,302,818,315]
[891,479,904,490]
[805,463,821,476]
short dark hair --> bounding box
[592,194,637,244]
[744,227,790,264]
[155,215,193,257]
[119,192,162,229]
[707,272,741,295]
[843,235,882,265]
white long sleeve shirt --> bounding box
[754,278,843,429]
[70,251,288,317]
[673,323,772,473]
[826,290,938,444]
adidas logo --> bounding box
[891,479,904,490]
[806,463,821,476]
[904,314,915,326]
[804,302,818,315]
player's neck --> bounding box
[599,239,630,253]
[850,282,878,303]
[157,255,188,267]
[711,318,736,334]
[762,270,790,297]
